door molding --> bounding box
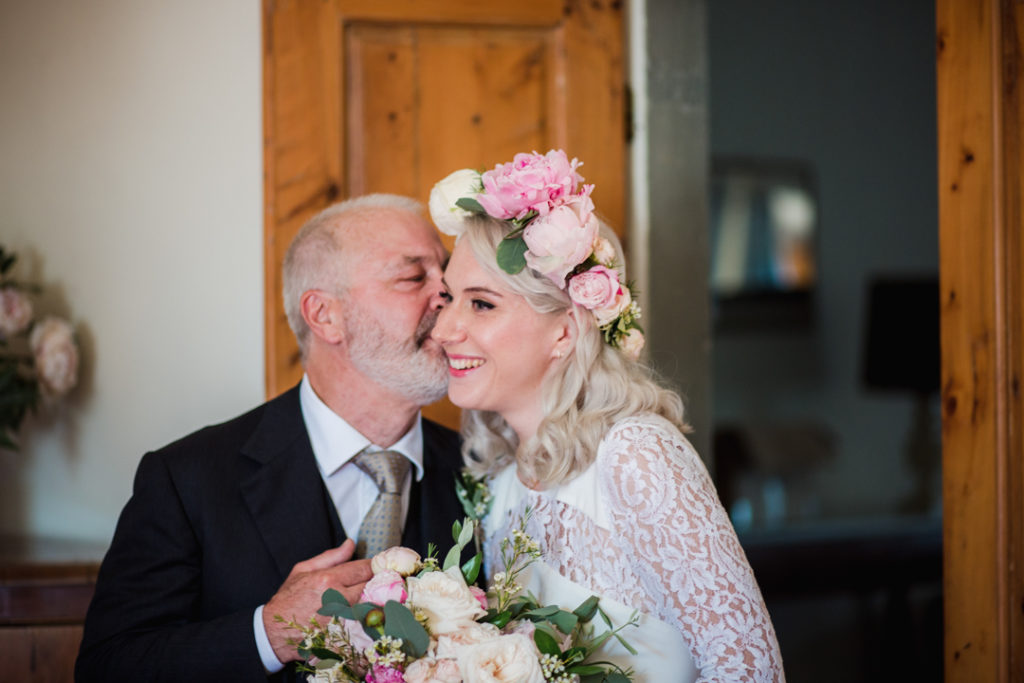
[936,1,1024,680]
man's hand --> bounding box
[263,539,372,662]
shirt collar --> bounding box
[299,375,424,481]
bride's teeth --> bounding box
[450,358,484,370]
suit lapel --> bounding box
[402,419,464,556]
[239,386,345,579]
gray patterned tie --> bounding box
[353,450,410,558]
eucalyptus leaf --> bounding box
[533,628,561,657]
[310,648,339,661]
[523,605,560,618]
[496,236,528,274]
[383,600,430,657]
[451,520,463,542]
[458,519,475,547]
[461,553,482,585]
[549,609,579,635]
[566,664,607,676]
[442,544,461,571]
[606,672,632,683]
[455,197,486,214]
[314,658,342,670]
[317,589,354,619]
[573,595,600,621]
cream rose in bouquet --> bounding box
[283,517,637,683]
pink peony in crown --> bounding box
[429,150,644,359]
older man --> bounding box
[76,195,462,682]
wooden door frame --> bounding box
[937,0,1023,681]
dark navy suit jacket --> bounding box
[75,385,463,682]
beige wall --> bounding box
[0,1,263,543]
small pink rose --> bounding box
[522,194,598,287]
[593,284,632,327]
[469,585,489,612]
[360,569,407,605]
[477,149,585,220]
[0,287,33,338]
[568,265,621,311]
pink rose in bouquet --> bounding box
[522,194,598,286]
[477,150,584,220]
[360,569,408,605]
[568,265,622,311]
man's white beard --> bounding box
[344,304,448,406]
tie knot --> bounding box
[354,450,410,495]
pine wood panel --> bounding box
[936,1,1024,681]
[263,0,625,430]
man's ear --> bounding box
[300,290,346,346]
[552,309,580,359]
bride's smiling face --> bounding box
[432,239,570,438]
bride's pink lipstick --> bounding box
[446,354,485,377]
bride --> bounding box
[428,150,784,682]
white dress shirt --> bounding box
[254,375,424,673]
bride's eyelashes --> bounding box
[472,298,495,312]
[438,290,453,304]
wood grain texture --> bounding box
[937,0,1024,680]
[264,0,625,429]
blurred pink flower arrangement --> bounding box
[0,245,80,450]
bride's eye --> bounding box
[438,290,452,303]
[472,299,494,312]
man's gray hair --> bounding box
[282,193,425,357]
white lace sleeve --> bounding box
[598,417,784,682]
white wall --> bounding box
[0,1,263,543]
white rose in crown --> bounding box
[429,168,481,236]
[370,546,421,577]
[457,633,546,683]
[406,566,487,635]
[29,316,79,396]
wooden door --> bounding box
[263,0,626,429]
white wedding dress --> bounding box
[481,414,785,682]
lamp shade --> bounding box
[862,276,940,394]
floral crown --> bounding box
[429,149,644,359]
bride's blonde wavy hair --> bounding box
[457,216,689,487]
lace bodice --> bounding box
[483,414,784,682]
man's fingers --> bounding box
[292,539,357,574]
[329,558,373,586]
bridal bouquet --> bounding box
[282,516,636,683]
